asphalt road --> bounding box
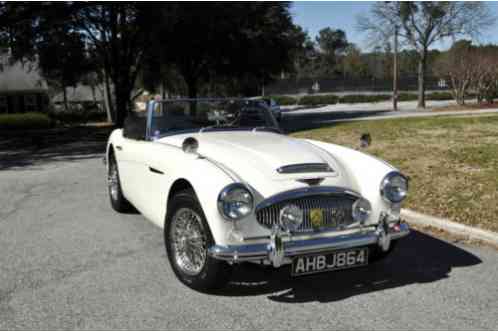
[280,100,498,133]
[1,145,498,329]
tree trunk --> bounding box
[114,85,130,128]
[186,76,198,117]
[62,86,68,111]
[417,51,427,109]
[103,70,114,123]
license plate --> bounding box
[291,247,369,276]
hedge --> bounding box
[268,95,297,106]
[48,109,107,125]
[299,94,339,106]
[266,91,459,106]
[0,112,53,130]
[426,92,454,100]
[339,94,391,104]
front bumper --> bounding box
[208,221,409,267]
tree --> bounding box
[341,44,369,79]
[148,2,302,105]
[358,2,494,108]
[70,4,157,126]
[434,40,474,105]
[435,41,498,105]
[292,30,318,79]
[0,3,157,126]
[38,29,89,111]
[315,27,348,76]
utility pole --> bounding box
[393,25,399,111]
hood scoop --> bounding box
[277,163,333,174]
[296,178,325,186]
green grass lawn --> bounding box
[292,114,498,233]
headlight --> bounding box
[217,183,254,220]
[380,172,408,203]
[352,198,372,224]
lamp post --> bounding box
[393,25,399,111]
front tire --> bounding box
[165,189,232,292]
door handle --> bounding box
[115,145,123,151]
[149,167,164,175]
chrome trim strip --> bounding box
[277,163,333,174]
[255,186,361,212]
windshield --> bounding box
[147,99,279,139]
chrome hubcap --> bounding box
[170,208,207,276]
[108,163,119,201]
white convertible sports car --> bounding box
[105,98,409,291]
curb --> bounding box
[401,208,498,245]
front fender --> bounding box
[105,129,123,170]
[305,139,397,225]
[166,156,237,246]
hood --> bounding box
[158,130,352,197]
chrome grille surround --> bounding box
[255,186,361,233]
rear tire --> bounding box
[108,152,132,213]
[165,189,232,292]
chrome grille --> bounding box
[256,195,356,233]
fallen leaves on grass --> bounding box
[293,115,498,232]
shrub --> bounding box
[339,94,391,104]
[426,92,454,100]
[48,107,107,125]
[397,92,455,101]
[0,112,53,130]
[397,93,418,101]
[299,94,339,106]
[269,95,297,106]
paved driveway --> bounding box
[1,138,497,329]
[280,100,498,133]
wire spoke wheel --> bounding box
[170,207,208,276]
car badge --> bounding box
[310,208,324,228]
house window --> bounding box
[0,96,7,113]
[24,94,37,112]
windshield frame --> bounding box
[145,98,281,140]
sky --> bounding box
[291,1,498,51]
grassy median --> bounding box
[292,114,498,232]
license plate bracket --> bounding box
[291,247,369,276]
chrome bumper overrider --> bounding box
[208,221,409,267]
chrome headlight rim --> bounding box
[217,183,254,221]
[380,171,409,204]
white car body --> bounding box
[105,99,409,283]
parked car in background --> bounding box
[105,98,409,291]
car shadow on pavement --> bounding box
[0,127,113,170]
[220,230,482,303]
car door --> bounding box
[122,137,180,225]
[115,137,152,214]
